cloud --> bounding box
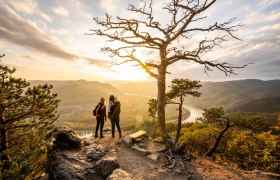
[259,24,280,32]
[6,0,53,22]
[0,4,108,67]
[243,11,280,25]
[99,0,128,14]
[52,6,69,17]
[258,0,280,7]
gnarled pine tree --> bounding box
[90,0,248,147]
[166,78,201,143]
[0,55,60,178]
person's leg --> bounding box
[100,117,105,138]
[115,116,122,137]
[111,118,115,138]
[95,117,100,138]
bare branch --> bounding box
[90,0,248,78]
[183,18,243,40]
[103,47,159,78]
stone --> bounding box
[53,126,81,150]
[107,169,134,180]
[84,137,97,146]
[48,126,112,180]
[96,156,120,176]
[131,145,149,155]
[122,135,132,145]
[103,126,111,133]
[147,153,159,162]
[96,144,104,150]
[138,142,147,149]
[87,150,106,161]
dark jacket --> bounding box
[96,103,107,118]
[109,101,121,119]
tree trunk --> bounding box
[157,72,172,145]
[175,95,183,143]
[0,116,9,173]
[157,48,173,147]
[205,120,233,157]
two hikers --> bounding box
[93,95,122,138]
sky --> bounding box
[0,0,279,82]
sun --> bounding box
[111,64,149,81]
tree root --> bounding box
[162,147,191,175]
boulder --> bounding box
[48,126,121,180]
[47,150,99,180]
[107,169,134,180]
[87,150,106,161]
[53,126,81,150]
[96,156,120,176]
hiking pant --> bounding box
[95,116,105,136]
[110,116,121,136]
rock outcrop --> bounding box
[47,126,130,180]
[53,126,82,150]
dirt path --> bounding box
[88,133,277,180]
[116,143,186,180]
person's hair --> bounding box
[100,97,106,105]
[109,95,115,101]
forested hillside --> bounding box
[30,80,123,105]
[116,79,280,111]
[229,95,280,112]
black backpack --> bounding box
[93,104,100,116]
[110,101,121,117]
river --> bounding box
[124,93,204,123]
[182,105,204,123]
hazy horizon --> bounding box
[27,78,280,83]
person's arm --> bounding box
[104,105,107,120]
[108,103,111,119]
[119,102,121,113]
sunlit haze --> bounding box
[0,0,279,81]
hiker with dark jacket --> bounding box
[93,97,107,138]
[108,95,122,138]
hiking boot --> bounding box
[95,135,98,138]
[100,135,105,139]
[112,134,115,138]
[119,134,122,138]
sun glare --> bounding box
[112,64,149,81]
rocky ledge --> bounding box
[47,126,134,180]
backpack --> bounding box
[110,101,121,118]
[93,104,100,116]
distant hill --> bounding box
[30,80,123,105]
[115,79,280,111]
[187,79,280,110]
[229,95,280,113]
[115,81,158,97]
[29,80,187,130]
